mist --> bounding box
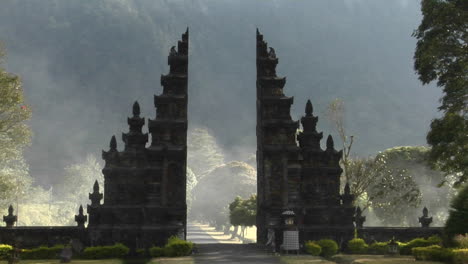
[0,0,441,192]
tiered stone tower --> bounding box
[256,29,355,245]
[256,29,301,243]
[87,29,188,248]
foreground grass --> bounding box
[331,254,444,264]
[280,255,335,263]
[280,254,445,264]
[0,257,194,264]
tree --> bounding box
[54,154,104,207]
[345,157,377,210]
[0,43,32,220]
[229,195,256,239]
[413,0,468,186]
[191,161,256,229]
[445,183,468,243]
[0,44,32,161]
[325,98,354,183]
[187,127,225,179]
[365,146,455,226]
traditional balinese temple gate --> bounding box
[87,29,189,249]
[0,29,443,250]
[255,29,355,247]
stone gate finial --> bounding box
[75,205,87,228]
[3,205,17,228]
[305,100,313,116]
[326,135,334,150]
[419,207,432,227]
[110,135,117,151]
[133,101,140,117]
[89,180,103,207]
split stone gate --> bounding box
[0,29,442,250]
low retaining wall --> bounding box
[0,227,87,248]
[357,227,444,243]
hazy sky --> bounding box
[0,0,441,187]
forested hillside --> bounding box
[0,0,441,186]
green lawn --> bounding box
[0,257,194,264]
[280,254,445,264]
[331,254,444,264]
[280,255,335,264]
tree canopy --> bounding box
[0,43,32,210]
[413,0,468,186]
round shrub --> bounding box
[149,246,164,257]
[412,245,454,262]
[0,244,12,260]
[400,236,441,255]
[347,238,368,254]
[82,243,129,259]
[452,249,468,264]
[164,237,193,257]
[20,245,64,259]
[446,184,468,244]
[316,239,338,257]
[368,242,389,255]
[304,241,321,256]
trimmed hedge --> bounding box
[149,236,193,258]
[347,238,368,254]
[304,241,321,256]
[316,239,338,257]
[453,249,468,264]
[412,245,454,262]
[81,243,129,259]
[149,246,164,257]
[400,235,442,255]
[0,244,12,260]
[20,245,64,259]
[368,242,389,255]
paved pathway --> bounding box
[187,223,242,244]
[193,244,281,264]
[187,223,281,264]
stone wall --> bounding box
[358,227,444,243]
[0,227,87,248]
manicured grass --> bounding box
[281,254,446,264]
[0,257,194,264]
[331,254,444,264]
[280,255,335,264]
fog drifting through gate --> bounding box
[0,0,450,227]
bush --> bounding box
[400,235,442,255]
[135,248,146,257]
[454,234,468,249]
[412,245,454,262]
[445,184,468,244]
[453,249,468,264]
[368,242,389,255]
[316,239,338,257]
[347,238,368,254]
[0,244,12,260]
[82,243,129,259]
[304,241,321,256]
[163,236,193,257]
[20,245,64,259]
[149,246,164,257]
[149,236,193,258]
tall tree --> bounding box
[54,154,104,207]
[326,98,354,183]
[0,43,32,219]
[187,127,225,179]
[413,0,468,186]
